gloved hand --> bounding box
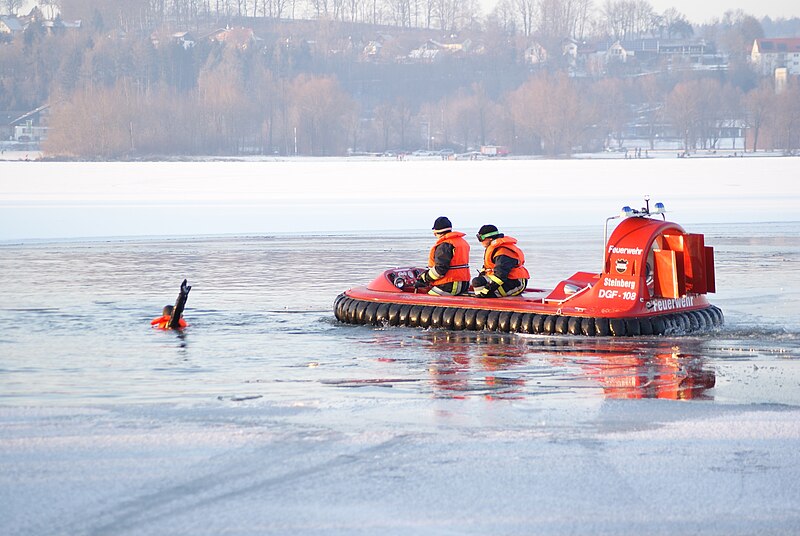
[486,274,502,292]
[415,272,429,287]
[475,286,490,297]
[475,276,500,298]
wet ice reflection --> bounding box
[344,331,722,402]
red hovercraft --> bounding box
[334,200,723,336]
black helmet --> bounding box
[476,224,502,241]
[432,216,452,233]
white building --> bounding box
[751,38,800,77]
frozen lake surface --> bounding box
[1,159,800,534]
[1,157,798,240]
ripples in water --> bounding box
[0,224,798,406]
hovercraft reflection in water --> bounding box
[379,332,716,400]
[426,332,529,400]
[334,201,724,336]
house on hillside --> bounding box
[657,39,722,70]
[595,38,722,71]
[408,41,442,63]
[562,38,578,69]
[607,41,631,63]
[211,27,261,50]
[8,104,51,143]
[172,31,196,49]
[571,42,602,75]
[408,47,440,63]
[619,38,660,64]
[433,37,471,54]
[360,34,394,62]
[363,39,382,60]
[42,18,82,35]
[1,110,26,140]
[751,38,800,76]
[150,30,195,49]
[0,16,24,37]
[408,37,472,63]
[658,39,711,59]
[524,42,548,66]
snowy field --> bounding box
[1,156,798,241]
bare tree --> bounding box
[512,0,535,36]
[693,78,726,149]
[717,9,764,61]
[590,77,630,149]
[536,0,593,43]
[665,80,701,152]
[569,0,594,40]
[394,97,413,148]
[509,72,591,156]
[44,82,138,158]
[601,0,627,40]
[661,8,692,39]
[743,80,774,152]
[770,81,800,155]
[601,0,655,41]
[38,0,62,19]
[635,74,666,150]
[447,89,479,150]
[488,0,518,35]
[288,74,356,155]
[373,102,395,150]
[2,0,24,15]
[386,0,412,27]
[197,49,252,154]
[433,0,458,31]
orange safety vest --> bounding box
[427,231,471,285]
[483,236,530,280]
[150,315,188,330]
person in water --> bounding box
[151,304,188,330]
[472,224,530,298]
[415,216,471,296]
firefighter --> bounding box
[416,216,471,296]
[473,224,530,298]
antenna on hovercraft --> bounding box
[640,195,666,219]
[603,197,667,269]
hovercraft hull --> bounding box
[333,290,723,336]
[333,212,724,337]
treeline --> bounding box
[45,57,358,157]
[43,0,800,43]
[40,53,800,159]
[1,2,799,157]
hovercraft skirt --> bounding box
[333,293,724,337]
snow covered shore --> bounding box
[1,157,798,241]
